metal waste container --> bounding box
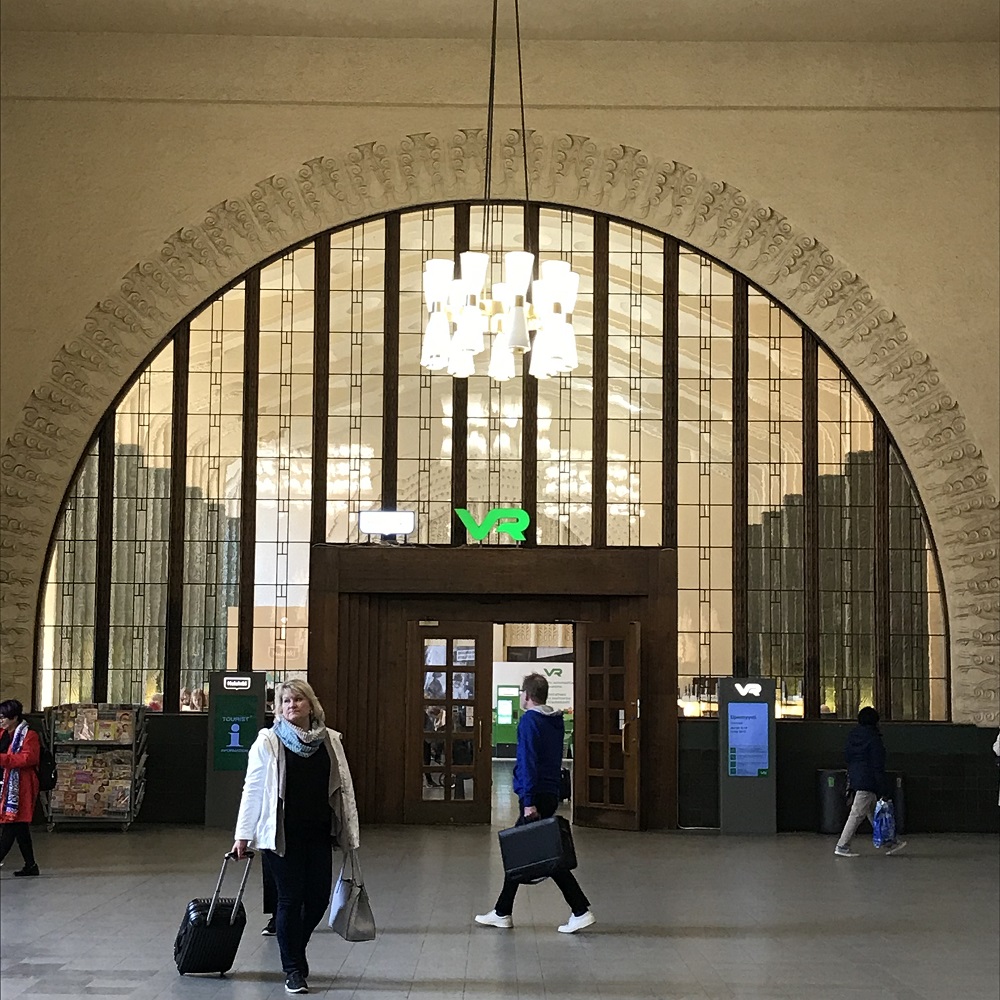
[818,769,905,835]
[817,769,850,834]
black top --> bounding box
[282,743,333,837]
[844,723,888,796]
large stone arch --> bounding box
[1,129,997,721]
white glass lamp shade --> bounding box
[492,281,513,312]
[453,303,486,355]
[529,325,555,379]
[447,278,466,312]
[488,331,516,381]
[530,278,553,320]
[460,251,490,297]
[420,311,452,370]
[504,251,534,297]
[423,259,454,309]
[448,348,476,378]
[506,304,531,353]
[561,272,581,314]
[555,319,578,372]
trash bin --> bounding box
[817,769,850,834]
[818,768,905,836]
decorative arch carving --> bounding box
[1,129,996,721]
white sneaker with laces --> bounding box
[474,910,513,929]
[834,845,859,857]
[558,910,596,934]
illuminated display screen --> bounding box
[727,702,769,777]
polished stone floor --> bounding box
[1,774,997,1000]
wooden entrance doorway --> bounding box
[309,546,676,830]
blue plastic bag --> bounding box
[872,797,896,848]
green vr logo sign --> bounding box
[455,507,531,542]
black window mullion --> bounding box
[802,333,820,717]
[521,203,540,546]
[92,419,115,702]
[237,269,261,671]
[163,322,189,712]
[732,275,749,678]
[592,216,609,547]
[874,419,891,717]
[382,214,401,510]
[662,237,679,548]
[450,204,470,545]
[311,236,331,546]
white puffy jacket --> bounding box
[234,727,361,855]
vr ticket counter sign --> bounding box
[718,677,776,835]
[205,672,267,828]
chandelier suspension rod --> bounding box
[513,0,531,255]
[482,0,501,253]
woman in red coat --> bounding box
[0,699,41,876]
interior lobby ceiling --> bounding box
[2,0,998,42]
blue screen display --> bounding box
[727,702,769,777]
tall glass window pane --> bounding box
[677,254,733,716]
[607,222,663,546]
[38,443,100,707]
[110,343,173,709]
[398,207,455,544]
[536,208,594,545]
[255,250,314,685]
[327,221,385,542]
[818,345,875,717]
[465,205,525,542]
[889,446,948,720]
[184,284,245,706]
[747,297,804,716]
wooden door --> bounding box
[403,620,494,824]
[572,621,641,830]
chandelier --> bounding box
[419,0,581,382]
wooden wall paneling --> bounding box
[92,418,115,703]
[163,322,190,713]
[237,268,261,670]
[732,274,749,678]
[308,545,339,729]
[379,597,407,823]
[311,236,331,546]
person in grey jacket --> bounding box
[232,679,360,996]
[834,706,906,857]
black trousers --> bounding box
[262,851,277,915]
[0,822,36,868]
[265,832,333,977]
[494,794,589,918]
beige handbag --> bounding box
[328,849,376,941]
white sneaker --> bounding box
[558,910,596,934]
[885,839,907,855]
[834,845,859,857]
[474,910,513,929]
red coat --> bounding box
[0,728,40,824]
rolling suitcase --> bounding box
[499,815,577,884]
[174,850,254,976]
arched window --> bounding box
[36,203,948,720]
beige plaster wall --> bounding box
[1,33,998,714]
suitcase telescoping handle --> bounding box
[206,850,255,927]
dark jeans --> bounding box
[0,822,36,868]
[265,832,333,977]
[494,794,589,918]
[262,851,277,916]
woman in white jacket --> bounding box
[232,679,359,996]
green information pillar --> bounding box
[205,672,267,829]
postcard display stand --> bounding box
[44,703,147,831]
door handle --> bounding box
[478,720,485,753]
[621,717,638,757]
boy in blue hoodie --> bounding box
[834,706,907,857]
[475,673,595,933]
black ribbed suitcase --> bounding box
[499,815,577,883]
[174,851,254,976]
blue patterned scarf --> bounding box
[274,717,327,758]
[1,721,28,818]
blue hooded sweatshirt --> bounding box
[844,710,888,797]
[512,705,564,807]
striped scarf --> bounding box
[274,717,327,758]
[1,721,28,818]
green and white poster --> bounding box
[213,693,258,771]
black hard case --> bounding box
[174,851,254,976]
[498,815,577,883]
